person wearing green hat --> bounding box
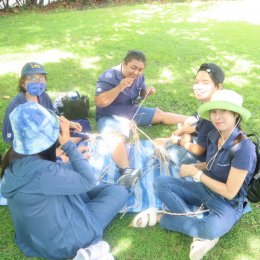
[132,89,256,260]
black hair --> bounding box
[38,140,58,162]
[123,50,146,65]
[18,74,48,93]
[0,147,23,179]
[197,63,225,86]
[0,140,57,179]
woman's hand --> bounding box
[58,116,71,146]
[77,145,91,159]
[183,115,199,127]
[169,134,181,145]
[69,121,82,132]
[179,164,199,178]
[171,128,183,136]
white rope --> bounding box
[162,203,209,217]
[131,90,150,120]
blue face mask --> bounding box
[26,82,46,96]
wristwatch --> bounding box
[193,170,203,182]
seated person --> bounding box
[95,50,187,187]
[2,62,83,145]
[0,102,128,259]
[154,63,225,169]
[1,62,134,189]
[132,90,256,260]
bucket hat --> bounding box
[197,89,251,122]
[9,102,60,155]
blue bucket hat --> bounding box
[21,62,47,77]
[9,102,60,155]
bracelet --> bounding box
[177,137,181,146]
[193,170,203,182]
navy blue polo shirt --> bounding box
[2,92,54,144]
[205,128,256,187]
[95,65,147,120]
[195,118,215,161]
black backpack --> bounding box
[230,133,260,203]
[245,133,260,203]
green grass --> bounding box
[0,1,260,259]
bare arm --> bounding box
[95,77,134,107]
[172,125,196,136]
[200,167,247,200]
[169,136,206,156]
[180,165,247,200]
[192,162,207,170]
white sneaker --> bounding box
[87,240,110,259]
[189,237,219,260]
[73,248,90,260]
[73,241,110,260]
[98,253,115,260]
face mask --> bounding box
[193,83,212,95]
[26,82,46,96]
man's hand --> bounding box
[147,87,156,96]
[118,77,134,91]
[183,116,199,127]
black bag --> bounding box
[245,133,260,203]
[230,133,260,203]
[55,91,89,120]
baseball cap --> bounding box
[197,63,225,84]
[21,62,47,77]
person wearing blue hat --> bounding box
[2,62,82,144]
[0,102,128,259]
[1,62,142,189]
[132,90,256,260]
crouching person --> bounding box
[1,102,128,259]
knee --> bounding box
[105,132,126,147]
[153,108,164,122]
[111,184,128,204]
[153,176,170,193]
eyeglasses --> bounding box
[27,76,46,83]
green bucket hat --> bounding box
[197,89,251,122]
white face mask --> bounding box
[193,83,214,101]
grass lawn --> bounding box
[0,0,260,259]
